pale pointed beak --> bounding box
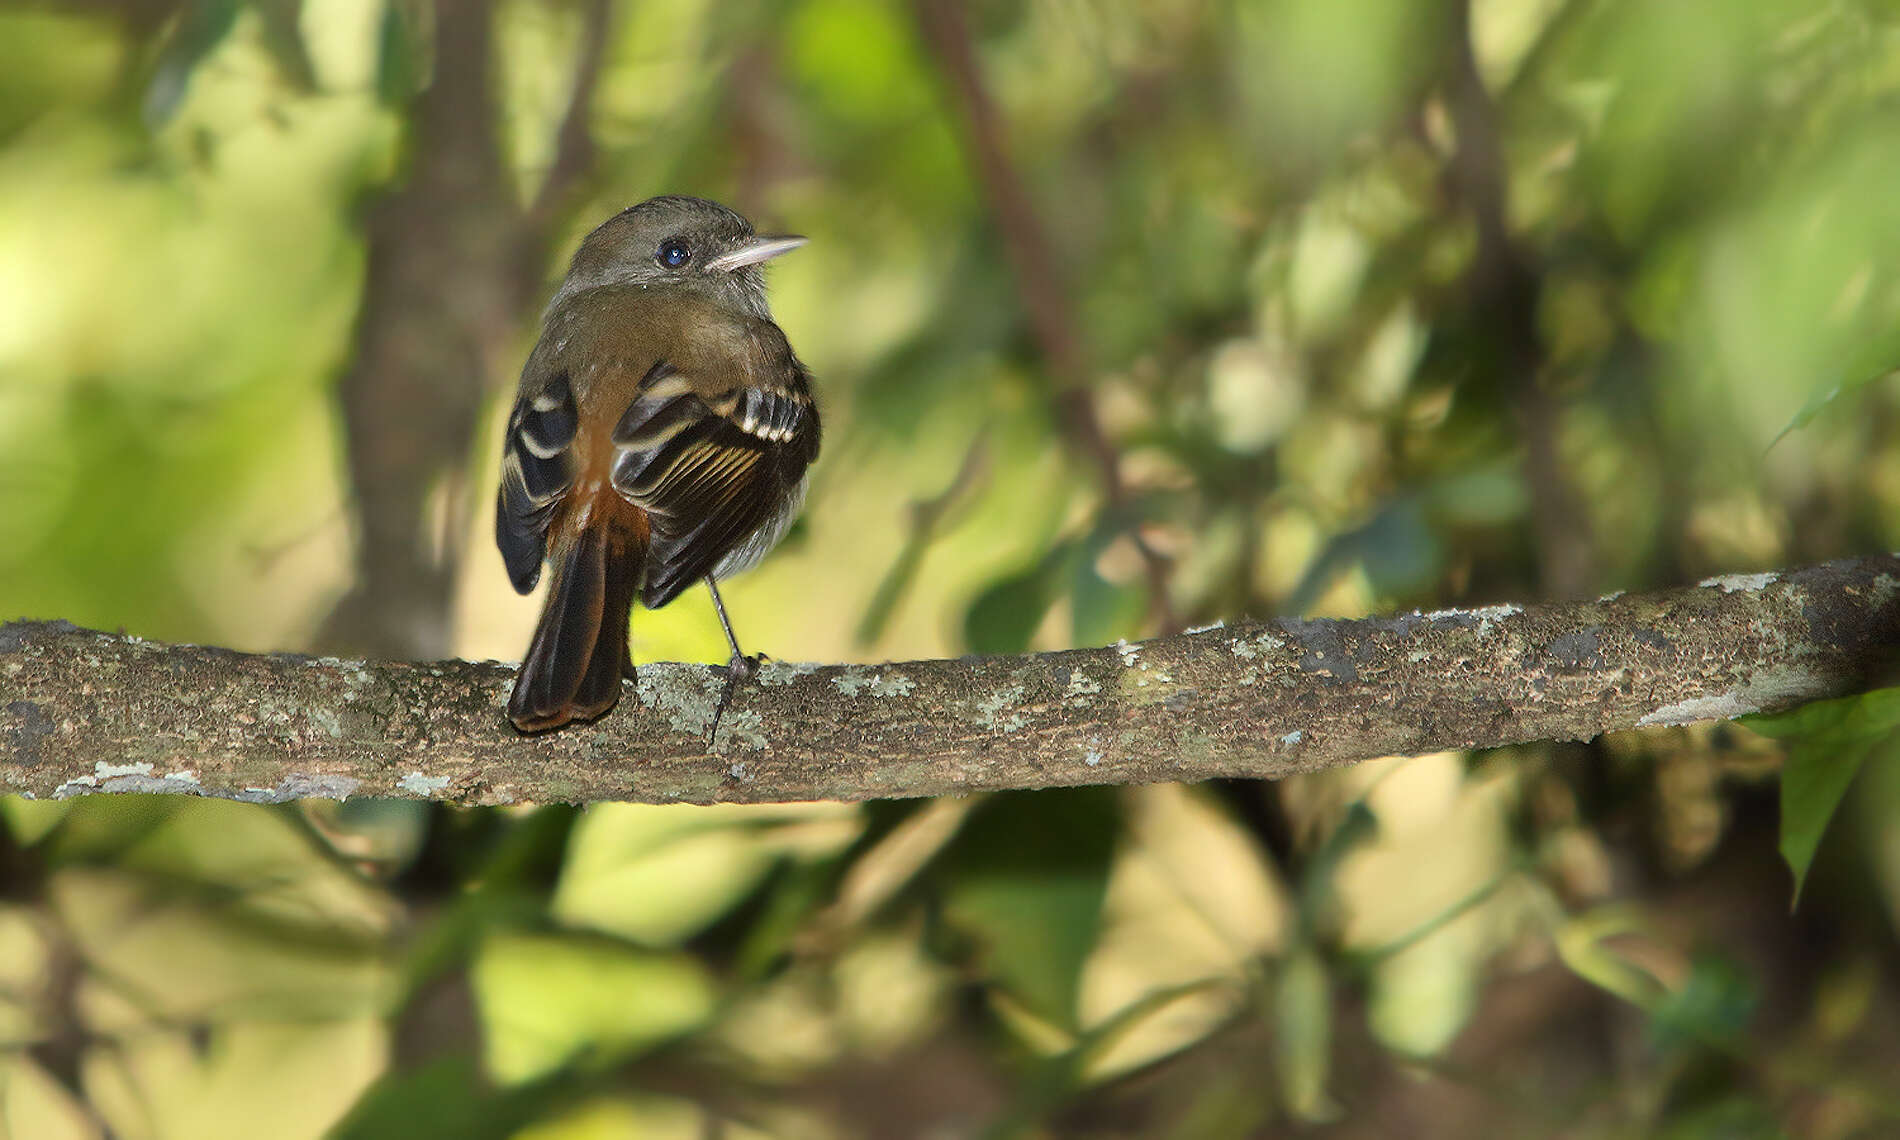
[706,233,808,272]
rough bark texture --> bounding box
[320,0,519,661]
[4,556,1898,806]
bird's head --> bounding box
[555,195,805,318]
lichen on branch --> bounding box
[4,555,1898,806]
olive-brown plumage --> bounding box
[497,197,819,732]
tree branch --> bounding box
[5,557,1897,806]
[524,0,613,244]
[322,0,520,660]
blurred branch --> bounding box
[321,0,521,660]
[324,0,611,662]
[914,0,1180,633]
[7,556,1899,805]
[854,427,991,646]
[524,0,613,239]
[1441,0,1596,599]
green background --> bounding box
[3,0,1900,1136]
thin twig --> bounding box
[913,0,1180,632]
[855,427,993,646]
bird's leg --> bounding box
[707,578,758,749]
[708,578,760,678]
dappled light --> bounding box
[3,0,1900,1136]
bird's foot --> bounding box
[709,651,764,751]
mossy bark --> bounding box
[5,556,1899,805]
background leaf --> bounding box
[1748,687,1900,904]
[939,789,1119,1028]
[143,0,239,126]
[962,546,1068,654]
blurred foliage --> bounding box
[4,0,1900,1136]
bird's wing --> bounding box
[610,317,819,609]
[496,369,578,594]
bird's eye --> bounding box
[657,239,691,269]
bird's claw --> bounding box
[709,651,766,751]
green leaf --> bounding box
[0,798,69,847]
[1296,800,1378,929]
[471,932,716,1084]
[255,0,317,93]
[328,1056,579,1140]
[375,0,426,107]
[1274,947,1337,1122]
[940,789,1119,1028]
[1746,687,1900,905]
[1648,952,1756,1052]
[855,430,992,647]
[1284,496,1441,613]
[1423,463,1529,527]
[143,0,240,126]
[1356,498,1441,599]
[1071,513,1150,649]
[1767,364,1898,451]
[549,804,779,946]
[963,550,1065,654]
[978,980,1231,1138]
[1555,909,1668,1010]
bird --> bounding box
[495,196,819,733]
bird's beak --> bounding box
[707,234,808,272]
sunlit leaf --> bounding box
[50,867,389,1024]
[785,0,933,124]
[1746,687,1900,905]
[550,804,777,946]
[1366,924,1479,1058]
[853,252,1017,440]
[0,1055,98,1140]
[551,803,856,949]
[1555,908,1670,1009]
[855,429,991,647]
[84,1019,384,1140]
[471,932,715,1084]
[0,797,69,846]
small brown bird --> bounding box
[496,196,819,732]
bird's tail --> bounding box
[508,522,643,732]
